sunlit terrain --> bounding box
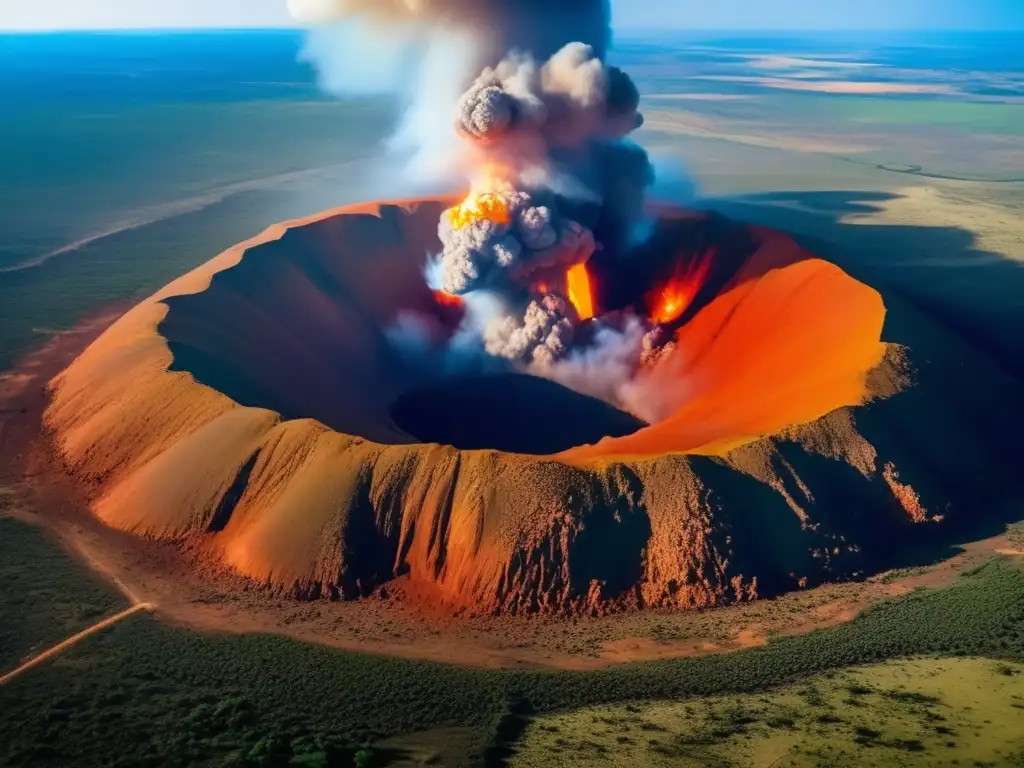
[1,26,1022,768]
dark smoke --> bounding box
[433,34,653,365]
[289,0,632,187]
[289,1,611,63]
[294,0,683,415]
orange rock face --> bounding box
[45,199,1014,615]
[563,225,886,461]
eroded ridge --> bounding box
[49,199,1004,616]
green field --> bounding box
[0,93,390,370]
[827,97,1024,134]
[0,98,390,270]
[1,516,1023,767]
[0,515,125,673]
[513,658,1024,767]
[0,187,307,369]
[1008,521,1024,548]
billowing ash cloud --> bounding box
[294,0,681,411]
[436,187,593,294]
[430,37,650,323]
[483,294,574,365]
[456,43,641,148]
[289,0,627,185]
[530,316,680,420]
[451,43,645,193]
[289,0,612,62]
[533,315,647,405]
[434,37,650,363]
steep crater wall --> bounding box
[44,199,1024,615]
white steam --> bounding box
[483,293,575,365]
[292,0,692,424]
[532,316,646,409]
[297,21,481,187]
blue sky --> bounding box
[1,0,1021,30]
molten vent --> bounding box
[566,263,595,320]
[432,290,465,310]
[447,192,511,230]
[648,247,715,325]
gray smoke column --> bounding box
[434,37,651,365]
[289,0,611,62]
[293,0,663,382]
[289,0,621,183]
[436,187,594,294]
[483,294,575,365]
[457,44,641,145]
[452,43,644,185]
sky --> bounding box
[0,0,1022,31]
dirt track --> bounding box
[0,602,153,686]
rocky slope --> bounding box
[45,199,1024,614]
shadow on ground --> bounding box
[703,189,1024,569]
[705,189,1024,377]
[392,373,647,455]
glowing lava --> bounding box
[447,192,511,230]
[566,263,595,320]
[446,165,515,231]
[432,289,465,310]
[429,289,467,336]
[46,200,902,617]
[648,248,714,325]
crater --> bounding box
[46,197,1015,616]
[391,373,647,454]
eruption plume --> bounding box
[288,0,612,62]
[289,0,639,188]
[292,0,681,415]
[432,33,651,370]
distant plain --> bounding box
[1,28,1023,768]
[1,30,1021,368]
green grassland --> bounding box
[0,511,125,673]
[0,96,389,370]
[0,190,277,369]
[512,657,1024,767]
[642,87,1024,136]
[825,97,1024,134]
[0,176,367,370]
[0,98,391,272]
[2,516,1024,767]
[1007,521,1024,548]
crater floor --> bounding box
[43,199,1024,615]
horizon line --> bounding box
[1,26,1020,34]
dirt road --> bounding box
[0,602,154,686]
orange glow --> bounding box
[447,192,511,230]
[648,248,715,325]
[566,263,595,320]
[446,164,515,230]
[431,289,467,333]
[432,289,465,309]
[560,230,888,463]
[533,280,551,295]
